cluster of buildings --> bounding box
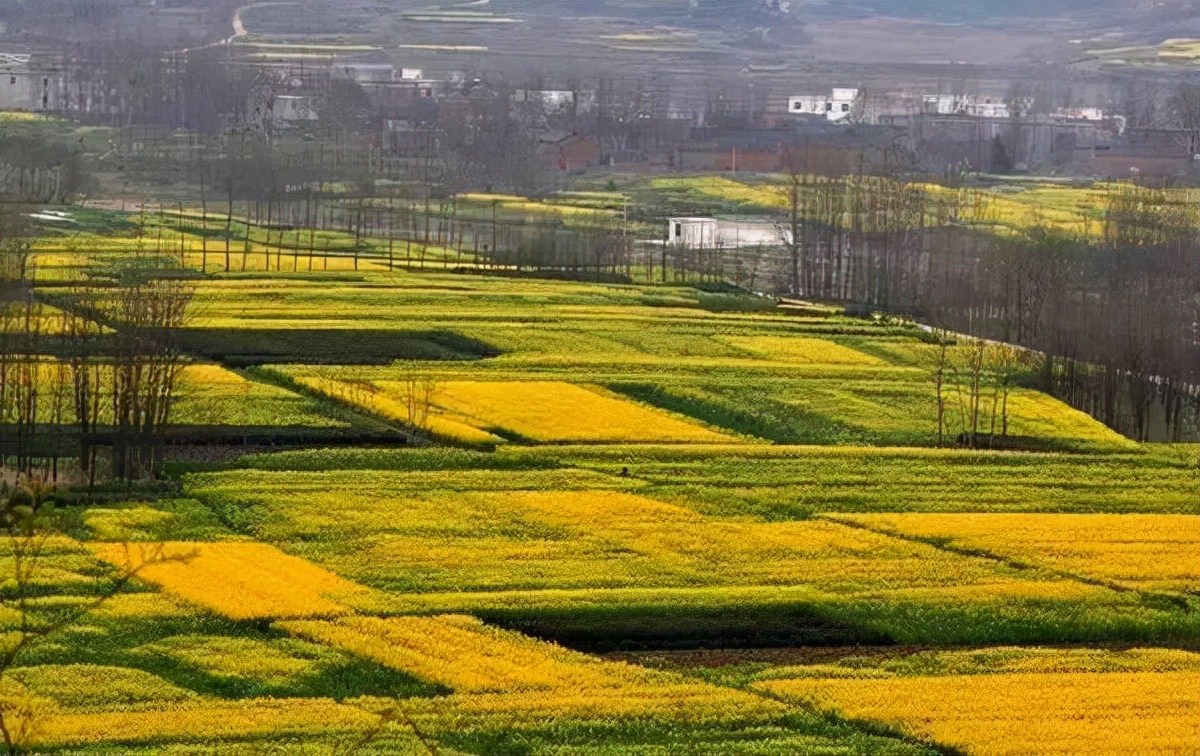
[789,87,1121,130]
[2,43,1196,180]
[776,86,1195,176]
[787,88,863,123]
[253,57,440,129]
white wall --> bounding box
[789,95,829,115]
[789,89,858,122]
[669,218,719,247]
[716,221,783,247]
[0,56,45,112]
[669,219,786,249]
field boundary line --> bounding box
[820,515,1193,611]
[742,679,969,756]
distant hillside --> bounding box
[803,0,1200,32]
[810,0,1124,22]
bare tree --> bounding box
[1169,81,1200,155]
[930,328,953,447]
[65,258,197,482]
[777,149,806,297]
[400,373,439,432]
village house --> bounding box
[788,88,861,123]
[537,132,600,172]
[1091,127,1196,178]
[0,51,60,113]
[332,59,437,113]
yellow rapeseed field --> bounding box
[87,592,193,620]
[180,247,392,273]
[394,683,785,733]
[31,697,377,748]
[295,376,503,444]
[138,636,315,685]
[231,486,1103,599]
[504,490,1038,591]
[833,514,1200,594]
[649,176,783,208]
[1000,391,1137,447]
[754,671,1200,756]
[721,336,886,366]
[428,381,737,443]
[90,542,367,620]
[280,614,615,693]
[13,665,196,709]
[367,379,507,444]
[280,614,786,729]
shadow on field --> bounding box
[478,593,1200,653]
[178,328,500,366]
[479,604,887,653]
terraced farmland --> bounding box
[0,212,1194,753]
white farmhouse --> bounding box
[0,53,47,112]
[788,88,860,123]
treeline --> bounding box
[0,204,194,484]
[0,121,91,204]
[770,172,1199,442]
[128,195,636,279]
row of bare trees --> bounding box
[766,161,1199,442]
[1,204,194,484]
[930,333,1032,448]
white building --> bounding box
[668,217,718,247]
[920,94,1036,119]
[788,88,860,123]
[668,218,787,249]
[970,100,1011,119]
[0,53,50,112]
[1053,107,1107,122]
[922,94,968,116]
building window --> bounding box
[842,103,850,112]
[825,102,833,112]
[793,101,802,111]
[674,223,682,238]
